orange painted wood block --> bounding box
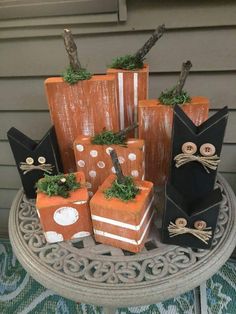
[90,174,154,253]
[36,172,92,243]
[107,65,149,136]
[45,75,119,173]
[74,136,145,196]
[138,97,209,186]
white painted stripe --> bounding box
[92,196,154,231]
[73,200,87,204]
[133,72,138,137]
[94,210,154,246]
[118,72,124,129]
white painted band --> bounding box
[92,196,154,231]
[94,210,154,246]
[118,72,124,129]
[133,72,138,137]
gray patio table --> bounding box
[8,174,236,314]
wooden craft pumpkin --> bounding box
[36,172,92,243]
[90,174,154,253]
[45,75,119,173]
[74,135,145,195]
[138,97,209,186]
[107,65,149,136]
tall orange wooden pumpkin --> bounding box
[107,25,165,137]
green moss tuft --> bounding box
[36,173,81,198]
[104,176,140,202]
[63,67,92,84]
[91,130,126,146]
[158,87,191,106]
[110,55,144,70]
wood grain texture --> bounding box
[90,174,154,253]
[45,75,119,172]
[138,98,209,185]
[107,65,148,136]
[74,136,145,194]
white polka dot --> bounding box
[88,191,94,197]
[44,231,64,243]
[86,182,92,189]
[131,170,139,177]
[76,144,84,152]
[89,170,96,178]
[90,150,98,157]
[72,231,91,239]
[97,161,105,168]
[118,156,125,164]
[128,153,136,161]
[106,147,113,155]
[53,207,79,226]
[111,166,116,174]
[77,160,85,167]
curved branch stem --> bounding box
[134,24,165,61]
[110,149,125,184]
[174,60,192,95]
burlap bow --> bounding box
[168,221,212,244]
[174,153,220,173]
[19,162,54,175]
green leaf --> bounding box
[110,54,144,70]
[62,67,92,84]
[91,130,127,146]
[158,87,191,106]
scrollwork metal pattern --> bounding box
[16,180,230,284]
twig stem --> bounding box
[110,150,125,184]
[63,29,81,72]
[134,24,165,61]
[174,60,192,95]
[116,123,138,138]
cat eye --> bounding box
[175,218,187,228]
[38,156,46,164]
[200,143,216,157]
[181,142,197,155]
[25,157,34,165]
[194,220,207,230]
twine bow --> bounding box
[19,162,54,175]
[174,153,220,173]
[168,222,212,244]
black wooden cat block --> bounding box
[7,126,63,198]
[161,183,222,249]
[169,105,228,203]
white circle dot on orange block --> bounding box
[90,150,98,157]
[118,156,125,164]
[53,207,79,226]
[44,231,64,243]
[106,147,113,155]
[72,231,91,239]
[111,166,116,174]
[128,153,136,161]
[131,170,139,177]
[97,161,105,168]
[77,160,85,167]
[76,144,84,152]
[89,170,96,178]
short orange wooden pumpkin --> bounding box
[36,172,92,243]
[74,136,145,195]
[138,97,209,186]
[90,174,154,253]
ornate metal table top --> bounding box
[9,175,236,307]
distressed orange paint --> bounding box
[36,172,93,243]
[74,136,145,195]
[45,76,119,173]
[107,65,149,136]
[90,174,154,253]
[138,97,209,186]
